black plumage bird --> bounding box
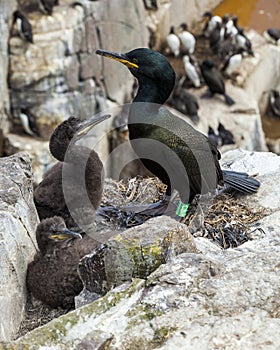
[218,122,235,145]
[27,216,99,308]
[201,59,235,106]
[209,21,222,53]
[96,48,259,213]
[34,114,110,228]
[13,10,33,44]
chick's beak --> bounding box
[76,114,111,137]
[50,228,82,241]
[96,49,139,69]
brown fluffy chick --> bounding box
[34,114,110,228]
[26,216,99,309]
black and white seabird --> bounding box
[232,15,241,34]
[178,23,196,54]
[235,28,254,56]
[18,109,39,136]
[26,216,99,309]
[269,90,280,117]
[183,55,201,88]
[202,11,222,37]
[166,26,180,57]
[222,48,244,76]
[201,59,235,106]
[13,10,33,44]
[143,0,158,10]
[34,114,110,228]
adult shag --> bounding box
[201,59,235,105]
[27,216,99,308]
[96,48,259,216]
[34,114,110,228]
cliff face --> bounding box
[6,0,223,140]
[0,0,220,183]
[0,0,17,142]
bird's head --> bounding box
[180,23,188,31]
[13,10,24,22]
[271,90,280,98]
[222,15,229,24]
[49,114,110,161]
[202,11,213,19]
[96,48,176,104]
[36,216,82,254]
[232,15,238,24]
[202,59,214,69]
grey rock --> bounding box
[4,150,280,349]
[4,133,54,186]
[222,149,280,211]
[0,152,38,342]
[78,216,197,295]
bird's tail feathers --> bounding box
[224,94,235,106]
[222,170,260,194]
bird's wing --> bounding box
[21,19,33,40]
[145,108,222,197]
[34,163,66,211]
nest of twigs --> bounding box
[99,177,265,248]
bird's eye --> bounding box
[132,58,138,64]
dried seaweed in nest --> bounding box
[98,176,168,228]
[185,193,265,249]
[117,176,167,204]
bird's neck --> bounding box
[133,76,172,105]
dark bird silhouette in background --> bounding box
[209,21,222,53]
[208,126,222,147]
[201,59,235,106]
[13,10,33,44]
[96,48,259,215]
[34,114,110,228]
[265,28,280,43]
[26,216,99,308]
[38,0,59,15]
[218,122,235,145]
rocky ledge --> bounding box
[0,148,279,349]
